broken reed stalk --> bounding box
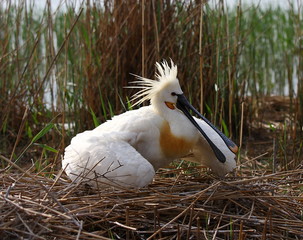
[152,0,160,61]
[238,101,244,165]
[199,2,204,114]
[141,0,145,77]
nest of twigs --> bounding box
[1,164,303,240]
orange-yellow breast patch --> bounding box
[160,121,195,159]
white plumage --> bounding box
[62,60,238,188]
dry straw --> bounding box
[1,160,303,239]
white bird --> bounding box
[62,60,238,188]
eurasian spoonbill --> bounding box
[62,60,238,188]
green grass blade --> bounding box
[90,107,100,127]
[108,100,114,118]
[35,143,58,153]
[31,123,54,143]
[221,119,229,137]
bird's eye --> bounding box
[171,92,176,96]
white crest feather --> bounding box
[128,59,178,107]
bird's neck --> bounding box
[152,103,199,141]
[169,112,199,140]
[159,120,196,159]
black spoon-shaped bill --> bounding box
[176,94,238,163]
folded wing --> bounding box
[62,131,155,188]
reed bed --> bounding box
[1,164,303,240]
[0,1,302,168]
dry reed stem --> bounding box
[1,165,303,239]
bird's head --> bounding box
[129,60,238,163]
[129,59,182,111]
